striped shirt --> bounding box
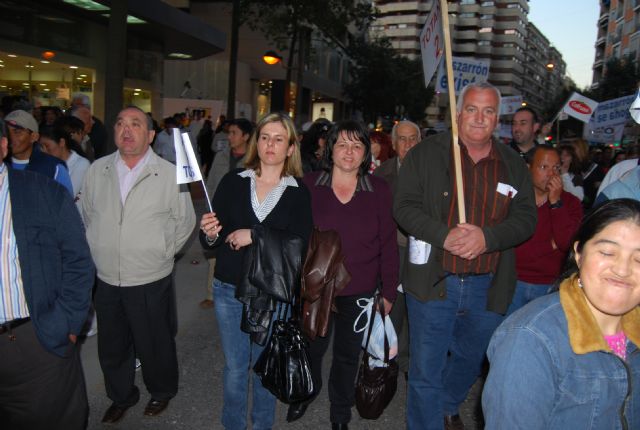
[0,163,29,323]
[442,142,509,274]
[238,169,298,222]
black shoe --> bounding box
[331,423,349,430]
[444,414,465,430]
[287,401,310,422]
[101,403,131,424]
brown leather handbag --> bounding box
[300,228,350,340]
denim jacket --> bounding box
[483,275,640,430]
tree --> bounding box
[592,55,640,101]
[344,36,434,124]
[241,0,373,119]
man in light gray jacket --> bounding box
[80,106,195,424]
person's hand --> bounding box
[453,223,487,260]
[547,175,563,204]
[540,122,552,136]
[443,226,468,254]
[382,297,393,316]
[200,212,222,240]
[226,229,252,251]
[69,334,77,344]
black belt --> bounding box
[454,272,489,278]
[0,317,31,335]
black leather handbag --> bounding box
[253,303,314,404]
[355,294,399,420]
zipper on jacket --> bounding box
[118,170,151,286]
[615,348,636,430]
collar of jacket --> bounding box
[101,148,161,177]
[560,274,640,355]
[314,170,373,192]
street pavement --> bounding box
[80,196,484,429]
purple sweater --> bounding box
[303,171,399,302]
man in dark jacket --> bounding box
[0,118,95,429]
[394,82,536,430]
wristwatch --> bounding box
[549,200,563,209]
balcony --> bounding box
[599,12,609,25]
[596,36,606,46]
[456,29,480,39]
[452,42,478,54]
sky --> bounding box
[528,1,601,89]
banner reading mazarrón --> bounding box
[435,56,490,95]
[583,94,635,144]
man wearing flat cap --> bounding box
[0,116,95,429]
[4,109,73,195]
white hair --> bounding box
[391,120,421,143]
[456,82,501,115]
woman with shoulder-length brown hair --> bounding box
[199,112,313,430]
[287,120,399,429]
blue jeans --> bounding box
[405,273,503,430]
[505,280,552,317]
[213,279,275,430]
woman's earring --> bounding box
[578,278,584,289]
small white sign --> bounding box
[408,236,431,265]
[419,0,444,87]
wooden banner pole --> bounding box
[439,0,466,223]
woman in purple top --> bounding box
[287,120,399,429]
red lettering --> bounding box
[569,100,592,115]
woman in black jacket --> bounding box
[199,112,313,430]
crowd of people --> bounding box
[1,82,639,430]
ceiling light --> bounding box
[168,52,192,59]
[39,83,47,86]
[69,65,78,69]
[133,92,140,96]
[134,88,141,91]
[8,54,17,58]
[62,0,109,11]
[41,60,50,64]
[79,74,87,77]
[44,88,50,91]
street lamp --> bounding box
[263,50,283,66]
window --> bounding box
[479,27,492,33]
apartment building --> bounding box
[592,0,640,87]
[372,0,565,122]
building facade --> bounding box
[371,0,566,123]
[592,0,640,87]
[0,0,225,126]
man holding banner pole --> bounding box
[80,106,195,423]
[394,82,536,430]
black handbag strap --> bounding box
[362,294,391,364]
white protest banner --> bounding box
[500,95,523,116]
[561,92,599,123]
[419,0,444,87]
[435,56,490,95]
[584,93,635,144]
[174,129,202,184]
[629,90,640,124]
[174,129,213,212]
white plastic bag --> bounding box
[353,297,398,366]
